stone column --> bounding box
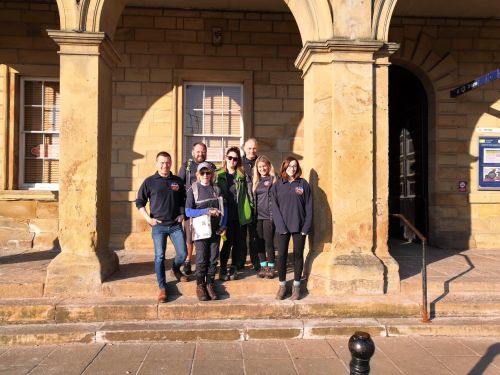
[44,31,119,296]
[374,44,401,293]
[297,39,396,295]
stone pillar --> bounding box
[44,31,119,296]
[374,44,401,294]
[297,39,398,295]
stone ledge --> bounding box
[0,190,58,201]
[2,317,500,346]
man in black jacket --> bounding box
[136,151,188,303]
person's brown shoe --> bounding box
[196,284,209,301]
[171,268,188,282]
[275,284,286,300]
[257,266,267,278]
[157,288,167,303]
[266,267,275,279]
[206,283,218,300]
[290,285,301,300]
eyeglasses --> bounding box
[200,171,212,176]
[287,164,298,169]
[226,156,239,161]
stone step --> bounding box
[2,292,500,326]
[401,277,500,294]
[2,317,500,346]
[0,295,420,325]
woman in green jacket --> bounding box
[216,146,253,280]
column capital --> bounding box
[295,38,385,74]
[374,42,400,66]
[47,30,121,68]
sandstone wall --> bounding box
[390,17,500,248]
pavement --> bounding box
[1,336,499,375]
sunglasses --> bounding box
[226,156,239,161]
[199,171,212,176]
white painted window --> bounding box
[183,83,243,164]
[19,78,60,190]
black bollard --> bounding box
[348,331,375,375]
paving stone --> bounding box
[293,357,348,375]
[146,342,195,360]
[82,343,149,375]
[285,338,338,359]
[192,359,244,375]
[29,344,104,375]
[195,342,242,360]
[244,358,297,375]
[436,355,500,375]
[0,345,56,375]
[138,359,192,375]
[241,340,290,359]
[374,336,455,374]
[412,335,478,356]
[457,337,500,369]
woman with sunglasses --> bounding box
[185,162,227,301]
[216,147,253,280]
[252,155,277,279]
[271,156,312,300]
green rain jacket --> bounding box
[216,168,253,225]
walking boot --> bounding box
[219,267,230,281]
[257,266,267,278]
[157,288,167,303]
[171,266,188,282]
[266,267,275,279]
[206,283,218,300]
[290,285,301,300]
[275,284,286,300]
[183,260,192,275]
[228,266,239,280]
[196,283,209,301]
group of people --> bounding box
[136,139,313,303]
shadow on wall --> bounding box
[304,168,332,278]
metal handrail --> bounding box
[391,213,431,323]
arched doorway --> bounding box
[388,65,428,240]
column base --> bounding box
[306,251,390,295]
[44,250,119,297]
[377,255,401,294]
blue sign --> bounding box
[478,137,500,190]
[450,69,500,98]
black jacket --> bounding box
[271,178,312,234]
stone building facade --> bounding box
[0,0,498,297]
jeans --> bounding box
[152,222,187,289]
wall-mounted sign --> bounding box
[478,137,500,190]
[458,181,467,192]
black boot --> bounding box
[196,283,209,301]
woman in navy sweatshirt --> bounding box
[252,155,277,279]
[271,156,312,300]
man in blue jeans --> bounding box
[136,151,188,303]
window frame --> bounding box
[183,82,244,164]
[173,69,253,172]
[19,77,60,191]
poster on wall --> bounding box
[478,137,500,190]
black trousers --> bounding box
[256,219,275,263]
[220,220,244,270]
[240,222,260,267]
[276,233,306,282]
[195,233,220,284]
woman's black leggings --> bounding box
[256,219,275,263]
[276,232,306,282]
[220,220,244,269]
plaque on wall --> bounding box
[478,137,500,190]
